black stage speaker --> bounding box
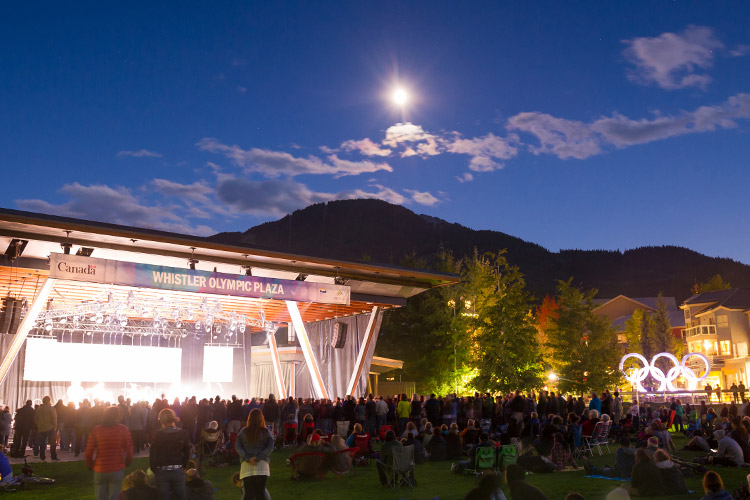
[0,298,23,334]
[331,322,347,349]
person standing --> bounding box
[75,399,93,457]
[150,408,191,500]
[35,396,58,462]
[236,408,274,500]
[85,406,134,500]
[10,400,34,458]
[0,407,11,447]
[740,382,747,403]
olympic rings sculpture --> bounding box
[619,352,710,392]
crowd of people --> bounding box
[5,388,750,499]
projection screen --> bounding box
[24,337,181,383]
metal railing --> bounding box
[684,324,717,337]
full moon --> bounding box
[392,87,409,107]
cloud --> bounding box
[404,189,440,206]
[196,138,392,178]
[506,113,602,159]
[506,93,750,158]
[730,44,750,58]
[383,122,442,157]
[456,172,474,183]
[150,178,231,218]
[117,149,162,158]
[341,185,407,205]
[622,25,723,90]
[16,183,214,236]
[340,138,392,157]
[445,133,519,171]
[216,176,334,216]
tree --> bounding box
[623,309,651,356]
[696,274,731,293]
[465,251,544,393]
[545,279,622,395]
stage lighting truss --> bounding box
[31,290,279,345]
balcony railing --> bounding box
[684,324,717,337]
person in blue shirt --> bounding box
[0,446,12,484]
[588,393,602,415]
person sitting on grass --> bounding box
[651,419,675,454]
[118,469,157,500]
[700,470,732,500]
[583,437,635,479]
[463,471,507,500]
[505,463,549,500]
[402,431,426,464]
[629,448,665,497]
[643,436,659,459]
[547,432,577,470]
[708,429,744,467]
[685,428,712,452]
[729,416,750,462]
[421,422,435,447]
[581,410,600,437]
[185,468,215,500]
[400,421,417,439]
[653,449,688,495]
[426,427,447,461]
[605,487,631,500]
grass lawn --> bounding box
[7,434,748,500]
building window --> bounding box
[738,343,749,357]
[717,315,729,327]
[720,340,731,356]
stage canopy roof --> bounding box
[0,208,458,324]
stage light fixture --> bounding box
[334,276,349,285]
[76,247,94,257]
[296,274,308,281]
[243,266,253,276]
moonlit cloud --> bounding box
[456,172,474,183]
[216,176,334,216]
[342,185,407,205]
[506,113,602,159]
[383,122,442,157]
[445,133,519,171]
[16,183,215,236]
[622,25,723,90]
[340,138,392,157]
[117,149,163,158]
[404,189,440,206]
[196,138,393,178]
[506,93,750,158]
[730,44,750,58]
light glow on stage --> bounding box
[24,337,181,383]
[203,346,234,382]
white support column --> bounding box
[346,306,379,397]
[266,331,287,400]
[285,300,329,400]
[0,278,57,386]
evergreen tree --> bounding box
[697,274,731,293]
[545,279,621,395]
[466,251,544,393]
[650,292,682,358]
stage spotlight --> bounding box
[296,274,308,281]
[334,276,349,285]
[76,247,94,257]
[188,259,198,270]
[243,266,253,276]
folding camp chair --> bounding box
[299,422,315,444]
[378,424,393,442]
[197,429,223,467]
[464,446,497,477]
[353,432,372,465]
[597,421,612,454]
[583,421,605,456]
[327,447,359,479]
[282,422,298,447]
[498,444,518,470]
[336,420,350,438]
[384,445,415,490]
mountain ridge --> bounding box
[208,199,750,302]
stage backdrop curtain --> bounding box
[249,362,292,401]
[296,310,383,399]
[0,334,67,411]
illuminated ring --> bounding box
[681,352,710,382]
[649,353,680,392]
[620,353,649,392]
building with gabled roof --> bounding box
[593,295,685,345]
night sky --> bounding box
[2,3,750,262]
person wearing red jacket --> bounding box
[85,406,134,500]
